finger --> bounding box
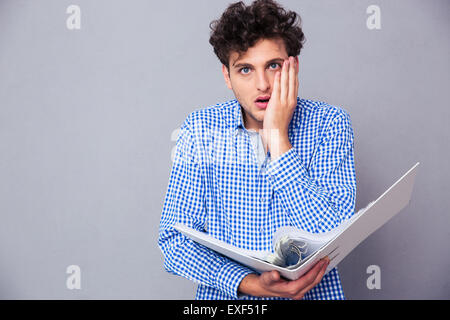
[271,71,281,102]
[298,258,330,297]
[261,270,280,286]
[271,270,280,282]
[304,258,327,283]
[280,59,289,105]
[288,56,297,103]
[289,258,327,292]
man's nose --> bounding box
[255,71,270,92]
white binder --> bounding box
[175,162,420,280]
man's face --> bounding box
[222,37,299,130]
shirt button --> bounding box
[259,196,265,203]
[260,226,265,233]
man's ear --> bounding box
[222,64,233,90]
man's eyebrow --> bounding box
[232,57,285,69]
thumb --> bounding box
[261,270,280,286]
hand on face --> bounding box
[261,56,299,159]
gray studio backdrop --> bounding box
[0,0,449,299]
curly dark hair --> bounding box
[209,0,305,70]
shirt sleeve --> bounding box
[158,114,254,298]
[265,111,357,233]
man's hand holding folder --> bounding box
[238,257,330,300]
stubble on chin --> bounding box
[246,111,266,130]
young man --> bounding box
[158,0,356,300]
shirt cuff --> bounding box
[214,261,255,299]
[266,147,309,191]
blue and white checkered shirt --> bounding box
[158,97,356,300]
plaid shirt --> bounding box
[158,97,356,299]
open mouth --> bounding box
[255,96,270,108]
[255,96,270,103]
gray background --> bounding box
[0,0,449,299]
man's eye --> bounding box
[269,63,281,70]
[240,67,250,74]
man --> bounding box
[158,0,356,300]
